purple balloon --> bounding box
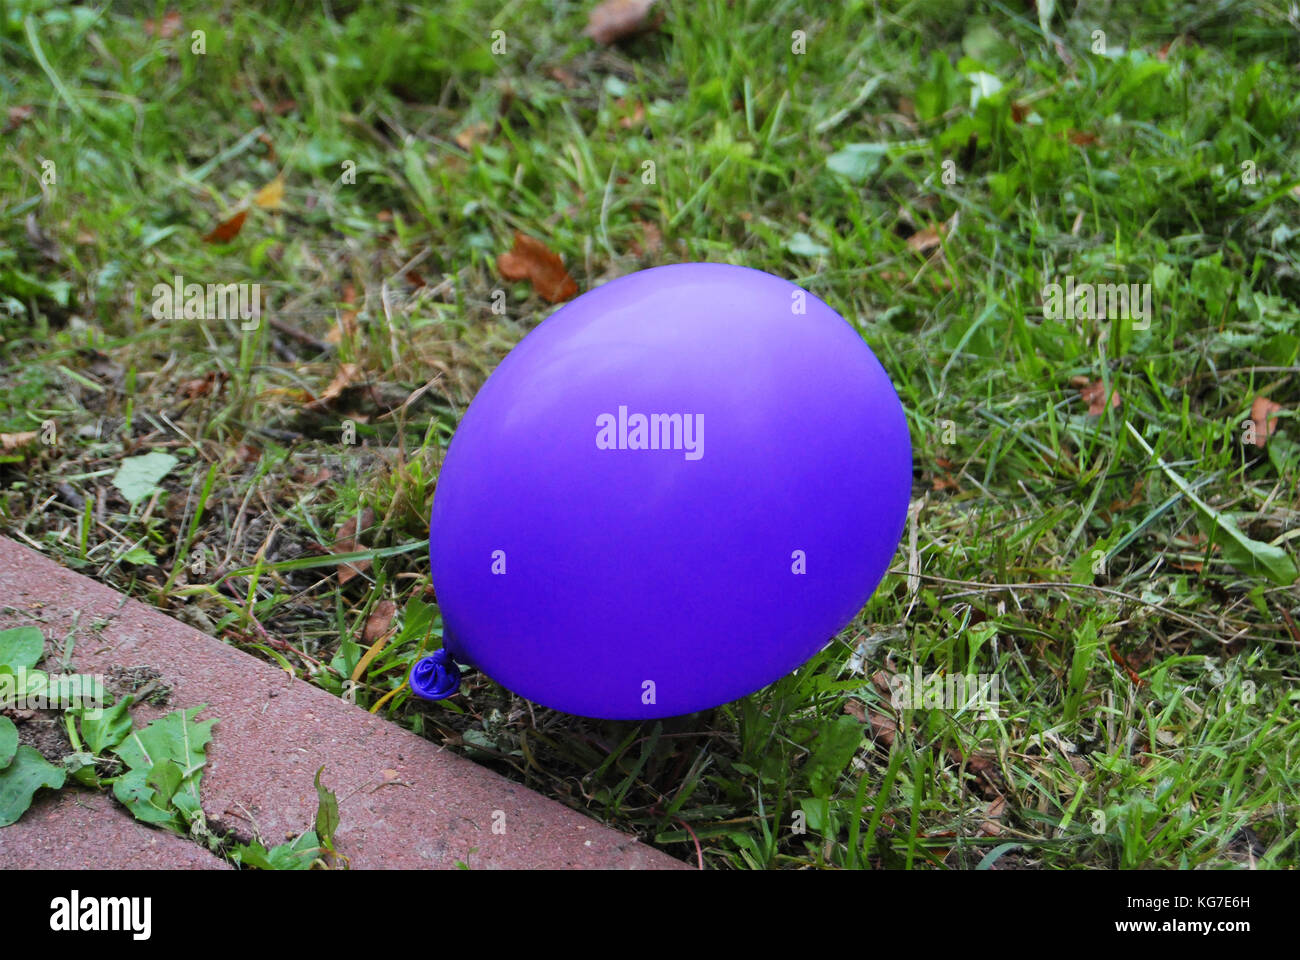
[428,263,911,719]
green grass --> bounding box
[2,0,1299,868]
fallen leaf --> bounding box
[203,210,247,244]
[112,451,179,505]
[548,67,578,88]
[906,217,950,255]
[583,0,659,45]
[305,363,363,411]
[1249,396,1282,447]
[145,11,181,38]
[866,709,898,747]
[405,268,427,289]
[4,105,34,134]
[617,99,646,128]
[178,371,229,400]
[1010,101,1029,123]
[954,750,1003,798]
[497,231,578,303]
[1079,379,1120,416]
[932,472,959,493]
[1104,479,1145,517]
[454,123,491,150]
[1068,130,1099,146]
[629,220,662,256]
[327,284,359,345]
[978,796,1007,836]
[252,175,285,211]
[1109,643,1146,687]
[363,600,398,643]
[251,99,297,116]
[0,431,39,451]
[333,508,375,586]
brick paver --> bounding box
[0,537,687,869]
[1,791,229,869]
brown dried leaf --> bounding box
[548,67,578,89]
[252,99,297,116]
[906,220,948,255]
[1068,130,1099,146]
[252,175,285,211]
[583,0,659,45]
[1079,379,1120,416]
[866,710,898,747]
[333,507,375,586]
[629,220,663,256]
[4,105,34,134]
[454,123,491,150]
[364,599,398,643]
[617,99,646,129]
[327,283,359,345]
[497,231,578,303]
[306,363,363,411]
[145,11,182,38]
[1249,396,1282,447]
[0,431,39,451]
[978,796,1007,836]
[931,472,959,493]
[178,371,229,400]
[203,209,247,244]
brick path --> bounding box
[0,537,686,870]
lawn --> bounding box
[2,0,1299,869]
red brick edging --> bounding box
[0,537,687,870]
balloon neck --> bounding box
[441,627,472,667]
[409,648,461,701]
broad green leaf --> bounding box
[111,705,215,827]
[799,796,830,833]
[826,143,887,182]
[232,831,321,870]
[967,71,1003,109]
[0,717,16,770]
[121,546,156,566]
[314,767,339,850]
[64,751,97,787]
[0,746,66,826]
[112,768,181,828]
[111,451,179,505]
[0,666,48,708]
[1126,422,1297,585]
[1035,0,1056,35]
[785,232,829,257]
[112,705,214,777]
[0,626,44,671]
[76,696,135,755]
[146,758,183,806]
[1197,512,1297,586]
[806,715,865,798]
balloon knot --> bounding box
[409,649,461,701]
